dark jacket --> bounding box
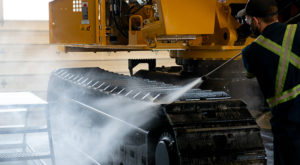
[242,22,300,123]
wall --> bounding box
[0,21,176,98]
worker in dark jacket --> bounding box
[238,0,300,164]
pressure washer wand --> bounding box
[159,52,242,104]
[201,52,242,81]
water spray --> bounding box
[159,52,242,104]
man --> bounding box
[237,0,300,164]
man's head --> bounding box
[237,0,279,36]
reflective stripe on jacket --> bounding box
[255,24,300,108]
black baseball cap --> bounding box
[237,0,278,18]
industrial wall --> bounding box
[0,21,176,98]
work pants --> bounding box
[271,120,300,165]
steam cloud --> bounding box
[50,76,201,165]
[51,95,159,165]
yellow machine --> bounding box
[49,0,252,60]
[47,1,300,164]
[47,1,271,164]
[49,0,258,98]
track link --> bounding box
[47,67,266,165]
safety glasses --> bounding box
[245,15,253,25]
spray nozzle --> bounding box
[201,76,208,81]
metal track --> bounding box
[164,100,265,164]
[51,67,230,102]
[47,67,266,165]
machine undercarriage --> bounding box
[47,0,300,164]
[47,68,266,165]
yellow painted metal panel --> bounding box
[100,0,107,45]
[160,0,217,35]
[50,0,96,44]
